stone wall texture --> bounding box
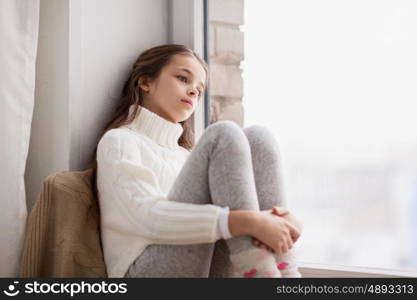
[209,0,244,126]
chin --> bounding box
[177,113,192,123]
[177,117,188,123]
[168,113,187,123]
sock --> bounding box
[274,250,302,278]
[229,248,283,278]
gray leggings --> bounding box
[124,120,287,278]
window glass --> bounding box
[242,0,417,272]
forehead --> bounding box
[166,54,206,83]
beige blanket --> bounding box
[20,168,107,277]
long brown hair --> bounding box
[87,44,208,193]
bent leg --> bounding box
[243,125,287,210]
[126,121,268,278]
[243,125,301,277]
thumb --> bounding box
[272,206,289,216]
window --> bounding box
[242,0,417,275]
[169,0,207,141]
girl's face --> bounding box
[140,54,206,123]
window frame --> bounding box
[169,0,207,142]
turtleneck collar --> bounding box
[125,104,184,149]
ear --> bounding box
[138,76,150,92]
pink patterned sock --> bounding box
[229,248,283,278]
[275,251,302,278]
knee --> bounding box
[243,125,281,154]
[207,120,240,130]
[243,124,274,142]
[243,124,269,137]
[206,120,243,139]
[205,120,248,148]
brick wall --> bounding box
[209,0,245,126]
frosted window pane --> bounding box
[243,0,417,272]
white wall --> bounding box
[25,0,170,211]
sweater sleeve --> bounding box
[217,206,233,239]
[97,130,223,245]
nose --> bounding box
[187,86,199,98]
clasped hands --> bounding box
[251,206,303,255]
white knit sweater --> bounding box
[96,105,230,277]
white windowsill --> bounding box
[299,262,417,278]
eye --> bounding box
[177,75,187,82]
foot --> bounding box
[230,248,283,278]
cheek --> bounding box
[173,81,184,91]
[162,80,176,92]
[158,82,177,97]
[170,82,185,97]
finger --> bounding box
[274,247,282,256]
[280,244,288,255]
[293,235,299,243]
[283,241,290,254]
[289,225,300,243]
[286,221,301,243]
[273,206,289,216]
[271,207,281,214]
[287,236,294,249]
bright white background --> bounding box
[243,0,417,272]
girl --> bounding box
[92,44,303,278]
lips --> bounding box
[181,99,193,107]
